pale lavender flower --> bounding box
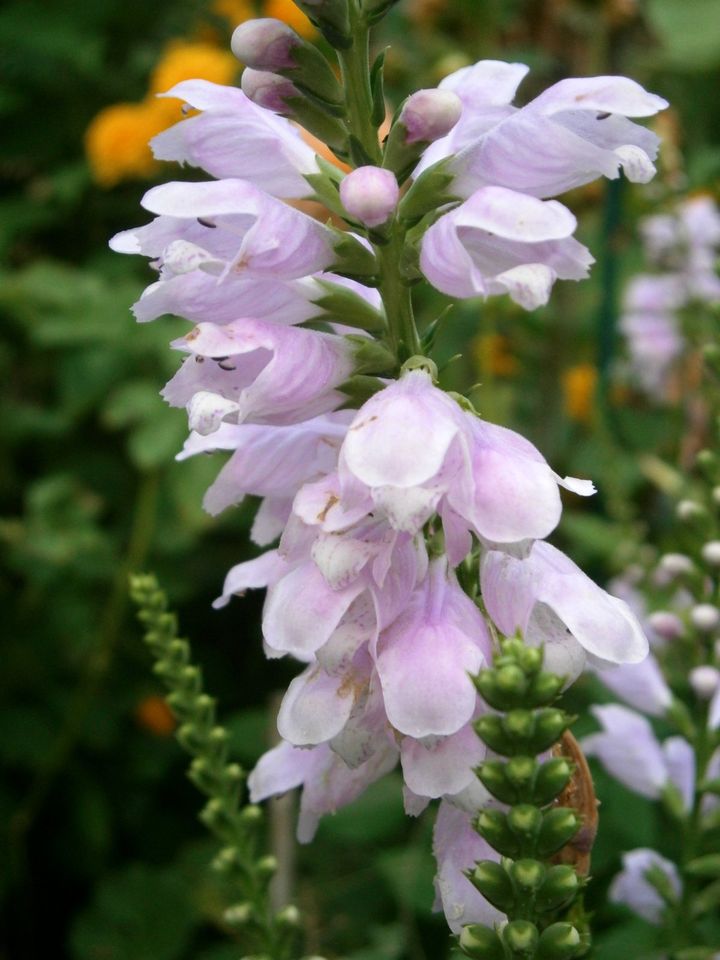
[481,542,648,681]
[162,317,356,434]
[420,186,593,309]
[592,654,672,717]
[583,704,694,807]
[177,411,352,519]
[331,369,594,551]
[449,74,667,199]
[609,849,681,924]
[248,737,398,842]
[151,80,320,198]
[110,179,336,281]
[619,275,685,395]
[433,800,504,934]
[397,89,463,145]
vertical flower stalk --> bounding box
[129,575,299,960]
[115,0,668,950]
[459,639,592,960]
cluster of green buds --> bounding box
[129,574,300,960]
[459,639,593,960]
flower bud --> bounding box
[658,552,694,577]
[232,18,343,108]
[507,804,543,842]
[292,0,352,48]
[690,665,720,699]
[702,541,720,566]
[537,922,582,960]
[647,610,684,641]
[476,759,519,804]
[459,924,505,960]
[232,18,299,70]
[242,67,299,112]
[469,861,516,912]
[502,920,539,956]
[691,603,720,632]
[535,865,579,912]
[256,854,278,879]
[276,904,301,927]
[505,755,537,792]
[400,89,463,144]
[676,499,707,522]
[476,809,520,858]
[509,859,546,892]
[223,902,254,926]
[339,166,399,228]
[532,758,573,804]
[383,89,462,181]
[536,808,581,858]
[530,708,573,754]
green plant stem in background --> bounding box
[129,574,300,960]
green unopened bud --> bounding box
[537,808,581,858]
[475,665,528,710]
[505,756,538,792]
[529,708,573,753]
[518,646,543,674]
[361,0,402,24]
[685,853,720,878]
[469,861,516,912]
[178,665,202,695]
[398,158,458,224]
[509,859,546,892]
[476,760,519,804]
[503,709,536,743]
[177,722,205,752]
[476,809,520,858]
[223,902,254,926]
[532,758,574,804]
[475,715,515,755]
[527,671,565,707]
[536,865,580,912]
[459,923,505,960]
[276,904,301,927]
[240,804,263,826]
[211,845,239,873]
[256,855,278,879]
[188,756,220,793]
[503,919,539,957]
[507,804,543,843]
[537,922,582,960]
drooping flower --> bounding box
[591,654,673,718]
[151,79,320,198]
[420,186,593,309]
[481,541,648,680]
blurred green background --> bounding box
[1,0,719,957]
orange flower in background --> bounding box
[562,363,598,423]
[471,333,519,378]
[264,0,315,37]
[212,0,255,26]
[150,40,239,96]
[135,694,176,737]
[84,100,171,187]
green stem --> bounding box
[337,4,381,163]
[377,224,421,360]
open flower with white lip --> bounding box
[162,317,356,435]
[151,79,320,199]
[450,74,667,199]
[481,541,648,681]
[328,369,594,554]
[420,187,593,309]
[110,178,336,282]
[177,410,352,520]
[248,736,399,843]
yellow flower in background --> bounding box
[264,0,315,37]
[212,0,255,26]
[149,40,238,96]
[471,333,519,378]
[84,100,171,187]
[562,363,598,423]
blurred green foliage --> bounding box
[1,0,720,958]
